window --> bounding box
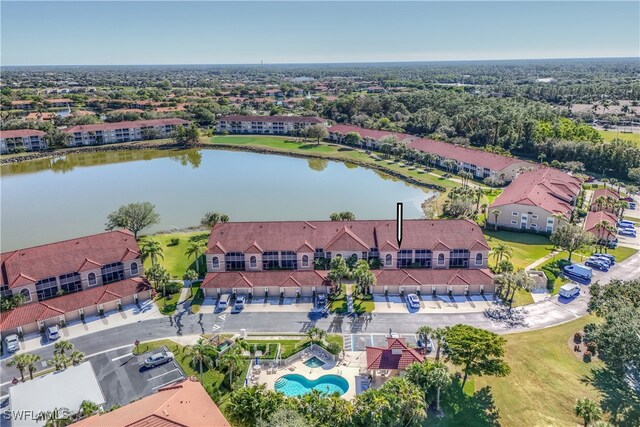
[475,253,483,266]
[263,251,279,270]
[530,224,538,229]
[59,272,82,293]
[367,247,379,260]
[280,251,297,269]
[397,250,413,268]
[512,212,519,216]
[511,220,517,224]
[532,215,538,219]
[101,262,125,285]
[414,249,432,268]
[36,277,58,301]
[302,255,309,267]
[20,288,31,303]
[250,256,257,268]
[385,254,392,266]
[130,262,139,275]
[212,257,220,269]
[88,273,97,286]
[449,249,470,268]
[0,285,12,299]
[437,253,445,266]
[225,252,245,271]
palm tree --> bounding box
[185,242,206,275]
[141,239,164,267]
[432,327,448,361]
[416,326,432,344]
[427,363,452,414]
[306,327,326,343]
[41,407,72,427]
[538,153,546,163]
[220,349,243,387]
[50,353,70,371]
[24,353,41,380]
[491,209,501,231]
[490,243,512,266]
[183,269,199,297]
[8,353,30,382]
[70,350,85,366]
[79,400,100,418]
[574,398,602,427]
[54,340,73,356]
[200,211,230,229]
[184,338,216,383]
[593,196,606,211]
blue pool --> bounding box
[303,356,326,368]
[274,374,349,397]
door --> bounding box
[520,214,528,229]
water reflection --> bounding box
[307,158,328,172]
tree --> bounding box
[490,242,512,266]
[227,384,285,427]
[431,327,448,361]
[141,239,164,267]
[428,363,451,414]
[8,353,30,382]
[45,128,72,148]
[70,350,85,366]
[305,327,326,343]
[550,224,595,262]
[173,123,200,146]
[105,202,160,239]
[494,269,535,308]
[146,263,171,295]
[416,326,433,345]
[220,348,244,387]
[354,376,426,427]
[491,209,501,231]
[330,211,356,221]
[79,400,100,418]
[344,131,363,147]
[185,241,207,275]
[628,167,640,185]
[184,338,216,383]
[444,324,510,388]
[41,407,72,427]
[50,353,71,371]
[200,211,230,229]
[183,269,199,297]
[256,407,307,427]
[352,259,375,295]
[327,257,349,292]
[305,124,329,144]
[574,398,602,427]
[54,340,73,356]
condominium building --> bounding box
[202,220,494,297]
[327,124,419,148]
[64,118,190,146]
[216,115,326,135]
[0,231,151,336]
[0,129,47,153]
[488,167,582,233]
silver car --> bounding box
[47,325,60,341]
[144,351,174,368]
[4,334,20,353]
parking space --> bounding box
[90,345,185,408]
[373,293,497,314]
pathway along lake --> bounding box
[0,148,437,251]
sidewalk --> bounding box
[525,250,559,270]
[15,300,164,354]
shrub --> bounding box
[583,351,592,363]
[325,342,342,355]
[357,293,373,301]
[586,342,597,354]
[168,237,180,246]
[574,332,584,343]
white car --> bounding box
[233,296,246,311]
[144,351,174,368]
[4,334,20,353]
[47,325,60,341]
[406,293,420,309]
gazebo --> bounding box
[365,336,424,382]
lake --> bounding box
[0,148,437,251]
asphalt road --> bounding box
[1,251,638,389]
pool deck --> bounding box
[252,350,368,400]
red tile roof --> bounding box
[10,100,33,105]
[1,129,46,139]
[65,118,189,134]
[219,115,324,124]
[409,138,535,172]
[206,220,489,255]
[591,187,621,205]
[1,230,141,289]
[374,268,494,287]
[0,277,151,332]
[46,98,73,104]
[328,124,418,144]
[366,337,423,370]
[584,211,618,235]
[490,167,582,218]
[72,378,230,427]
[202,270,330,289]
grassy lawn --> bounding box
[155,291,181,315]
[132,338,247,408]
[139,231,210,278]
[244,334,343,359]
[353,297,375,313]
[471,316,602,427]
[483,230,554,269]
[597,129,640,146]
[190,282,204,313]
[210,135,461,193]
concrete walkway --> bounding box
[525,250,560,270]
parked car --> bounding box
[144,351,174,368]
[618,228,637,238]
[316,294,327,308]
[629,202,636,210]
[585,259,609,272]
[425,337,433,352]
[606,239,618,249]
[4,334,20,353]
[233,296,246,311]
[592,253,615,264]
[216,294,231,312]
[617,220,636,228]
[406,293,420,309]
[589,255,612,266]
[618,223,636,231]
[563,264,593,280]
[559,283,580,299]
[621,196,634,202]
[46,325,60,341]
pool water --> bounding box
[303,356,326,368]
[274,374,349,397]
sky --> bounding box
[1,1,639,66]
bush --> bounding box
[574,332,584,343]
[586,342,597,354]
[164,282,181,295]
[168,237,180,246]
[325,342,342,355]
[583,351,592,363]
[356,293,373,301]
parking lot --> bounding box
[373,293,497,314]
[90,345,185,408]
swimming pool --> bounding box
[274,374,349,397]
[303,356,326,368]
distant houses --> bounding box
[0,129,47,153]
[65,118,189,146]
[216,115,326,135]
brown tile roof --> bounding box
[374,268,494,287]
[202,270,330,289]
[219,115,324,124]
[409,138,535,172]
[591,187,621,204]
[0,277,151,332]
[328,124,418,144]
[46,98,73,104]
[1,230,141,289]
[490,167,582,218]
[10,100,33,105]
[366,337,423,370]
[65,118,189,134]
[1,129,46,139]
[206,220,489,255]
[25,112,56,121]
[72,378,230,427]
[584,211,618,234]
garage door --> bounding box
[451,286,466,296]
[282,287,298,298]
[300,287,314,297]
[435,285,448,295]
[267,286,279,297]
[468,284,482,295]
